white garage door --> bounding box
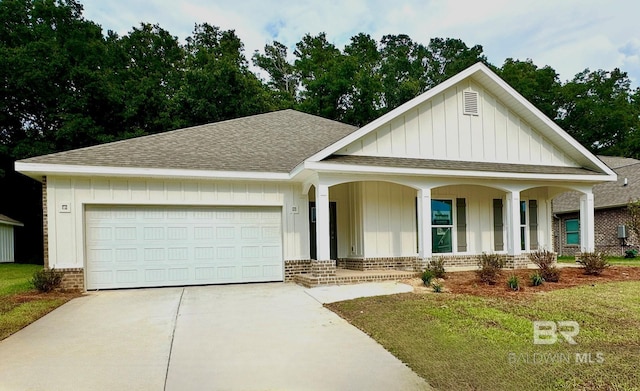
[85,205,283,289]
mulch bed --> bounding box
[404,266,640,298]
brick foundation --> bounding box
[337,257,418,271]
[311,260,336,277]
[57,268,84,291]
[284,260,313,282]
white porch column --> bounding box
[580,190,595,253]
[315,183,331,260]
[417,188,432,259]
[505,190,522,256]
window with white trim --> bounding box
[565,219,580,245]
[432,199,453,253]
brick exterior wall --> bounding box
[42,176,48,269]
[311,260,336,277]
[337,257,418,271]
[428,254,534,269]
[58,268,84,291]
[555,207,637,256]
[284,260,313,282]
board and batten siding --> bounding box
[361,182,418,258]
[336,80,577,167]
[45,176,310,269]
[0,225,16,262]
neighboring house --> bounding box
[15,63,616,291]
[0,214,24,263]
[553,156,640,256]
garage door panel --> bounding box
[86,205,283,289]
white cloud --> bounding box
[80,0,640,85]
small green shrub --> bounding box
[625,249,638,259]
[530,272,545,286]
[31,268,63,292]
[432,282,443,293]
[428,258,446,279]
[528,249,561,282]
[476,253,505,285]
[421,269,434,286]
[577,251,610,275]
[507,275,520,291]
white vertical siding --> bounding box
[46,176,309,269]
[335,81,577,167]
[361,182,417,258]
[0,225,15,262]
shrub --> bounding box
[428,258,446,279]
[31,268,63,292]
[476,253,505,285]
[541,267,561,282]
[528,249,561,282]
[625,249,638,259]
[421,269,434,286]
[577,252,610,275]
[432,282,443,293]
[530,272,545,286]
[507,275,520,291]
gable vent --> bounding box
[463,91,479,116]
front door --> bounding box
[309,202,337,260]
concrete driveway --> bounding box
[0,283,430,391]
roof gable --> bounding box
[335,79,577,167]
[308,63,614,177]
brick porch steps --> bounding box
[293,269,419,288]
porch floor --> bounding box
[293,268,419,288]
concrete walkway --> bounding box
[0,283,430,391]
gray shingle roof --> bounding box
[553,155,640,213]
[0,214,23,226]
[18,110,359,173]
[324,155,601,176]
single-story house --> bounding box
[0,214,24,263]
[15,63,616,291]
[553,155,640,256]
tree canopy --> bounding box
[2,0,640,262]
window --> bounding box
[566,219,580,245]
[432,199,453,253]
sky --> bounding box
[80,0,640,86]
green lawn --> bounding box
[0,263,75,341]
[328,282,640,391]
[558,255,640,267]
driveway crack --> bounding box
[163,287,185,391]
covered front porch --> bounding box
[287,173,597,286]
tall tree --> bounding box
[557,68,639,156]
[0,0,111,262]
[378,34,428,111]
[342,33,383,126]
[175,23,274,125]
[115,23,184,135]
[294,32,351,120]
[425,37,487,87]
[252,41,298,108]
[498,58,561,119]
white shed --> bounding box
[0,214,23,263]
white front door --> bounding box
[85,205,283,289]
